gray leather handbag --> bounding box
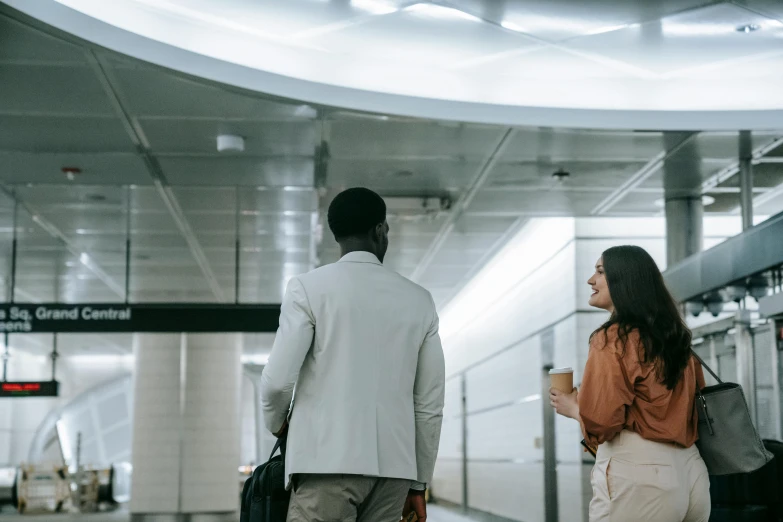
[692,351,773,475]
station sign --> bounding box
[0,303,281,333]
[0,381,59,398]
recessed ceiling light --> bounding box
[736,23,761,33]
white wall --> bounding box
[0,348,133,466]
[433,219,579,520]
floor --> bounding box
[0,505,490,522]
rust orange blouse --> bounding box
[578,324,705,448]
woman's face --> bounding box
[588,256,614,312]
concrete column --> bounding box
[663,132,704,267]
[664,197,704,267]
[243,365,265,465]
[130,333,242,522]
[181,333,242,516]
[130,334,183,518]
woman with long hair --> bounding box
[550,245,710,522]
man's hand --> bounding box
[402,489,426,522]
[273,420,288,438]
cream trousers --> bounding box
[589,430,711,522]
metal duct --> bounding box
[664,210,783,303]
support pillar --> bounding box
[734,311,757,426]
[243,364,276,465]
[739,130,754,230]
[664,197,704,268]
[130,333,242,522]
[663,132,704,268]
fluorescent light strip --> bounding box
[351,0,399,15]
[242,354,270,365]
[405,3,481,23]
[501,20,526,33]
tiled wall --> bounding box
[130,333,242,515]
[130,333,183,513]
[180,333,242,513]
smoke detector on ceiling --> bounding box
[217,134,245,153]
[552,167,570,183]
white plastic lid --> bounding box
[549,367,573,374]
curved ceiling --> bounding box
[6,0,783,130]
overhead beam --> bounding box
[85,50,226,302]
[409,128,517,283]
[591,132,698,215]
[701,136,783,193]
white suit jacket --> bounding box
[261,251,445,488]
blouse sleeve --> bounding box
[578,329,636,446]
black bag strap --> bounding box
[691,349,723,385]
[269,435,287,461]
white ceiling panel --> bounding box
[467,188,613,215]
[0,14,86,64]
[330,120,506,159]
[312,7,540,67]
[566,3,783,76]
[141,119,316,156]
[746,0,783,21]
[0,115,134,153]
[452,0,715,41]
[0,153,150,185]
[328,159,479,192]
[110,65,311,120]
[158,157,314,186]
[502,129,664,161]
[490,160,648,188]
[0,63,115,115]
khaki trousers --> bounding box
[286,474,410,522]
[589,430,710,522]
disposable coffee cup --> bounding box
[549,367,574,393]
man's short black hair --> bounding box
[327,187,386,241]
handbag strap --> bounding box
[690,349,723,385]
[269,434,287,461]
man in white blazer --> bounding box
[261,187,446,522]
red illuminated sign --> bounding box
[0,381,58,397]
